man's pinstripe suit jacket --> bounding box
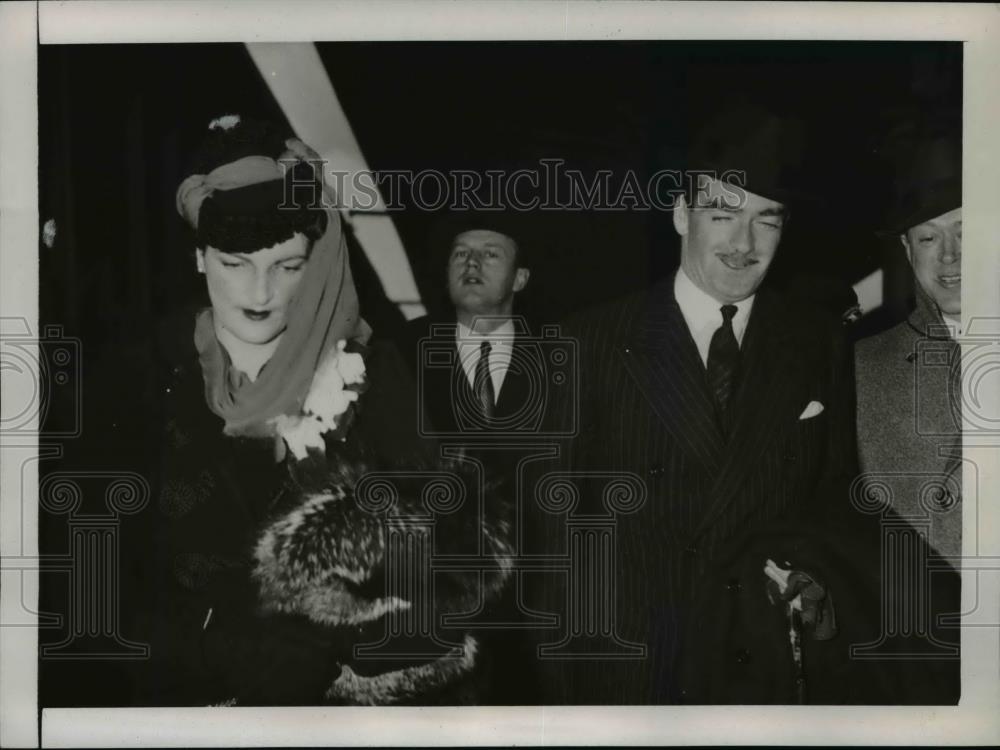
[527,273,858,704]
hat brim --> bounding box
[427,210,531,268]
[710,173,821,214]
[876,191,961,238]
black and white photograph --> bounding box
[1,1,998,746]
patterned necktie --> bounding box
[706,304,740,433]
[473,340,495,419]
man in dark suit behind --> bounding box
[526,107,868,704]
[398,213,547,704]
[401,213,535,442]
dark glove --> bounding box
[201,604,342,706]
[764,559,837,640]
[184,563,340,705]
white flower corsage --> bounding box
[271,340,367,460]
[208,114,241,131]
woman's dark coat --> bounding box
[40,308,511,706]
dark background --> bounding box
[36,39,961,709]
[40,41,961,352]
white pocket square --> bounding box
[799,400,824,420]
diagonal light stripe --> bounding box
[853,268,884,316]
[246,42,425,319]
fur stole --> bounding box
[252,448,514,704]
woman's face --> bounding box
[197,233,310,345]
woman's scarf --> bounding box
[179,147,371,439]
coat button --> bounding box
[735,648,752,665]
[649,465,665,477]
[726,578,742,593]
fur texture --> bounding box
[251,450,514,703]
[326,635,479,705]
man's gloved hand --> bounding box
[764,559,837,640]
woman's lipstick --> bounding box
[243,309,271,321]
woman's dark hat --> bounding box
[877,132,961,237]
[683,104,812,209]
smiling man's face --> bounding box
[674,178,786,304]
[446,229,529,326]
[902,207,962,316]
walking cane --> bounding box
[787,602,807,704]
[765,558,813,705]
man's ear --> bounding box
[513,267,530,293]
[196,249,206,274]
[673,195,689,237]
[899,233,912,264]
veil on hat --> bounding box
[178,134,372,439]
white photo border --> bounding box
[1,1,997,746]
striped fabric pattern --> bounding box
[527,274,857,704]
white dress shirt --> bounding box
[673,268,755,367]
[456,319,515,401]
[941,313,961,338]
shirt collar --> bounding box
[941,313,961,339]
[456,318,516,343]
[674,267,755,337]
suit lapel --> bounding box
[689,289,806,541]
[495,334,530,421]
[425,320,532,432]
[620,278,725,469]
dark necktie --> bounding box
[706,304,740,433]
[473,340,495,419]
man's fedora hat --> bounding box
[877,131,961,236]
[429,208,533,268]
[683,103,811,209]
